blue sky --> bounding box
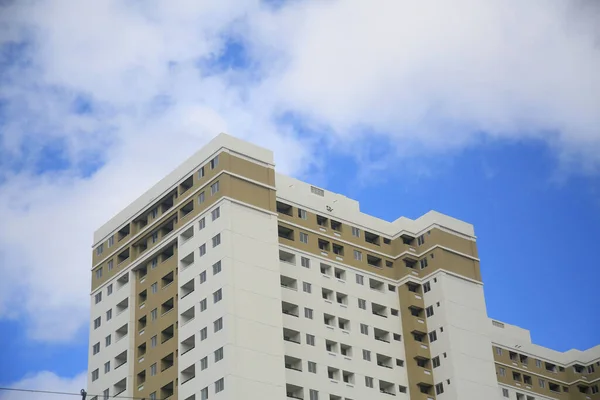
[1,0,599,397]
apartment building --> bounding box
[87,133,600,400]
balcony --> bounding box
[137,343,146,358]
[179,175,193,196]
[327,367,340,381]
[325,339,338,354]
[118,224,130,242]
[160,193,174,214]
[318,239,330,252]
[377,353,393,368]
[374,328,391,343]
[181,364,195,385]
[277,201,293,216]
[138,316,147,331]
[180,201,194,219]
[281,275,298,290]
[113,378,126,397]
[369,278,385,291]
[283,328,301,344]
[330,219,342,232]
[336,292,348,305]
[116,298,129,314]
[180,226,194,243]
[180,251,194,270]
[317,215,328,228]
[115,323,128,341]
[161,353,174,372]
[278,225,295,241]
[332,243,344,256]
[334,267,345,280]
[279,250,296,264]
[409,305,424,317]
[282,301,299,318]
[367,254,382,268]
[161,272,174,288]
[160,245,175,263]
[161,325,174,344]
[379,380,395,396]
[286,384,304,400]
[365,231,380,246]
[372,302,388,318]
[181,306,195,325]
[114,350,127,369]
[338,317,350,331]
[320,263,332,276]
[340,343,352,357]
[181,335,195,355]
[160,220,175,238]
[117,248,130,265]
[137,370,146,386]
[160,381,174,400]
[284,355,302,372]
[342,370,355,384]
[161,298,174,315]
[322,288,334,301]
[180,279,195,299]
[324,313,336,327]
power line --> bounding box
[0,387,166,400]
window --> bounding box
[107,284,113,295]
[365,376,374,388]
[356,274,364,284]
[200,327,207,340]
[498,367,506,377]
[426,306,434,317]
[535,359,542,368]
[495,346,503,356]
[306,334,315,346]
[151,308,157,321]
[433,356,440,368]
[151,335,157,347]
[213,289,222,303]
[423,281,431,293]
[107,236,114,248]
[104,361,110,373]
[200,356,208,370]
[97,244,103,256]
[393,333,402,341]
[150,363,157,376]
[92,342,100,355]
[363,349,371,361]
[358,299,367,309]
[94,317,101,329]
[106,309,112,321]
[435,383,444,395]
[298,208,307,219]
[308,361,317,373]
[352,227,360,237]
[200,271,207,283]
[211,207,220,220]
[304,308,313,319]
[353,250,362,261]
[151,231,158,243]
[103,389,109,400]
[92,369,99,381]
[107,260,113,271]
[538,379,545,389]
[210,181,220,195]
[151,282,158,294]
[214,317,223,332]
[199,217,206,230]
[198,192,205,204]
[200,387,208,400]
[198,166,205,178]
[212,233,221,247]
[200,298,207,311]
[210,155,219,169]
[309,389,319,400]
[151,258,158,268]
[299,232,308,243]
[149,393,156,400]
[303,282,312,293]
[105,335,111,347]
[213,261,222,275]
[215,347,224,362]
[502,388,509,397]
[417,235,425,245]
[420,258,428,269]
[429,330,438,342]
[151,208,158,219]
[95,292,102,304]
[301,257,310,268]
[391,308,399,316]
[360,324,369,335]
[199,244,206,256]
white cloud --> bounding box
[0,0,598,342]
[0,371,86,400]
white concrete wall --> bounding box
[278,245,411,399]
[177,200,286,400]
[424,272,503,400]
[87,271,134,399]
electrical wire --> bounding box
[0,387,167,400]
